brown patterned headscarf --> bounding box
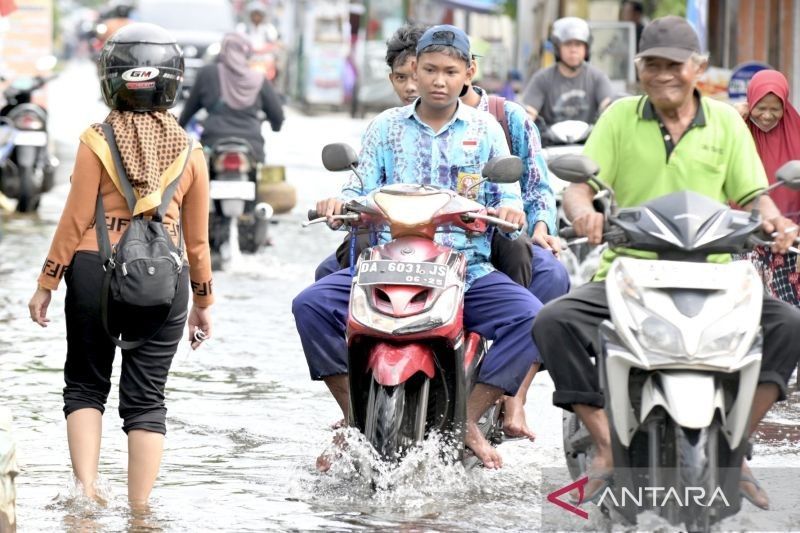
[92,110,188,199]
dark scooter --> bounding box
[0,62,59,213]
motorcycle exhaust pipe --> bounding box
[254,202,273,221]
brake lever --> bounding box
[462,212,520,232]
[301,213,360,228]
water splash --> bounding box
[311,429,487,507]
[46,474,113,515]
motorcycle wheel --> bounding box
[562,411,592,481]
[14,166,39,213]
[238,217,269,253]
[364,374,429,461]
[676,423,719,533]
[41,164,55,193]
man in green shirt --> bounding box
[533,16,800,508]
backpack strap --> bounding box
[157,138,193,219]
[487,95,513,151]
[99,123,137,213]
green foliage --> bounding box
[649,0,687,18]
[503,0,516,18]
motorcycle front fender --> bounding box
[14,145,37,168]
[640,372,723,429]
[367,341,435,386]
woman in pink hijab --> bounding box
[179,33,284,163]
[745,70,800,306]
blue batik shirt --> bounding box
[474,86,557,236]
[339,100,524,288]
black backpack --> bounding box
[95,123,193,349]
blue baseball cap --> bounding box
[416,25,471,57]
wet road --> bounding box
[0,61,798,532]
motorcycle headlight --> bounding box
[617,268,685,356]
[697,306,750,357]
[624,300,685,355]
[350,284,460,334]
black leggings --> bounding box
[63,251,189,434]
[533,281,800,411]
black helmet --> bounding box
[550,17,592,62]
[99,23,184,112]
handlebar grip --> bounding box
[307,209,319,221]
[559,226,578,239]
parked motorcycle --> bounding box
[0,60,59,213]
[550,154,800,531]
[305,143,522,466]
[207,137,273,269]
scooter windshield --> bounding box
[374,190,451,226]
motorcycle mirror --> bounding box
[547,154,600,185]
[482,156,523,184]
[776,160,800,190]
[321,143,359,172]
[35,55,57,72]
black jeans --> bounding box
[533,281,800,411]
[63,251,189,434]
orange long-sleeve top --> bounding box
[38,135,214,307]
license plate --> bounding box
[14,131,47,146]
[209,180,256,200]
[356,260,448,288]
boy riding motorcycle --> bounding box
[293,25,542,469]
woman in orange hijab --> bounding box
[745,70,800,305]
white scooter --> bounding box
[549,154,800,532]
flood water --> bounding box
[1,61,798,532]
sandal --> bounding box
[569,470,614,505]
[740,472,769,510]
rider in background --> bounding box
[237,1,281,51]
[460,73,568,440]
[519,17,613,144]
[385,23,428,105]
[178,33,284,164]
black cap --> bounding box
[636,16,701,62]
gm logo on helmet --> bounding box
[121,67,160,82]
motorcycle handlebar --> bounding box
[559,226,578,239]
[461,212,520,232]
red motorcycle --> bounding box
[306,143,523,464]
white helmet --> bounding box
[247,1,268,16]
[550,17,592,61]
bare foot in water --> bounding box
[316,430,348,472]
[501,397,536,441]
[465,420,503,469]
